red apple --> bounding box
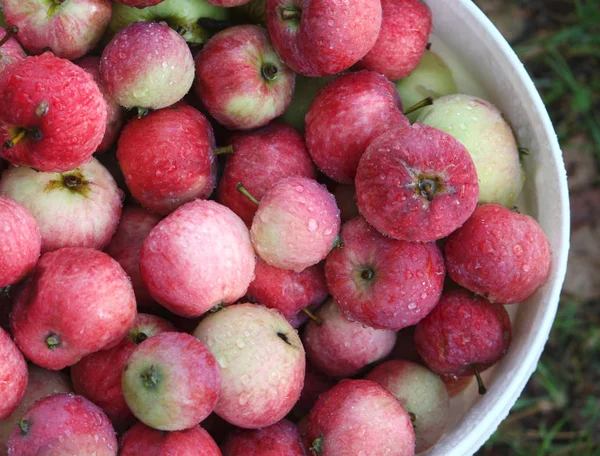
[305,70,409,183]
[195,25,295,130]
[10,247,137,370]
[216,121,315,226]
[2,0,111,60]
[117,103,217,215]
[0,327,27,420]
[359,0,432,80]
[105,206,162,310]
[140,200,256,317]
[0,158,124,253]
[265,0,382,76]
[355,123,479,242]
[0,196,40,289]
[7,393,118,455]
[122,332,221,431]
[0,26,25,75]
[193,304,305,429]
[120,422,221,456]
[0,53,107,172]
[222,419,306,455]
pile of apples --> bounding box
[0,0,553,454]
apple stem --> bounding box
[46,334,61,351]
[0,25,18,48]
[309,436,323,455]
[236,183,260,206]
[302,308,322,326]
[280,7,302,21]
[214,145,234,155]
[16,420,30,436]
[3,129,26,149]
[472,365,487,395]
[403,97,434,116]
[261,64,279,82]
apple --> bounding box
[359,0,432,80]
[0,196,41,289]
[140,200,256,317]
[0,25,25,75]
[280,74,335,132]
[195,25,295,130]
[0,327,27,420]
[325,216,445,331]
[105,206,162,310]
[222,419,306,455]
[6,393,118,455]
[249,176,340,272]
[217,121,315,226]
[265,0,382,76]
[302,299,397,378]
[0,158,124,253]
[100,21,195,110]
[120,422,221,455]
[355,123,479,242]
[417,94,525,207]
[0,53,107,172]
[2,0,111,60]
[108,0,229,46]
[291,361,336,419]
[304,379,415,455]
[193,303,305,429]
[10,247,137,370]
[122,332,221,431]
[305,70,410,183]
[117,0,165,7]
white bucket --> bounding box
[420,1,570,455]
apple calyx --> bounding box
[0,285,10,297]
[360,267,375,281]
[415,174,445,201]
[472,365,487,395]
[277,331,292,346]
[236,182,260,206]
[130,331,149,344]
[302,308,323,326]
[209,302,225,313]
[403,97,434,116]
[16,419,31,436]
[140,365,161,390]
[137,107,150,119]
[261,64,279,82]
[46,333,61,351]
[45,170,91,197]
[0,25,18,48]
[309,436,323,455]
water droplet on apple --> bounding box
[522,264,531,272]
[238,393,249,405]
[308,219,318,232]
[295,185,304,193]
[236,338,245,349]
[513,244,523,257]
[408,302,417,310]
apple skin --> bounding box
[117,0,165,7]
[217,121,315,227]
[140,200,256,317]
[0,53,107,172]
[359,0,432,80]
[10,247,137,370]
[304,379,415,455]
[355,123,479,242]
[105,206,162,310]
[0,327,27,420]
[120,422,222,456]
[222,419,307,456]
[6,393,118,456]
[70,313,175,430]
[305,70,409,183]
[76,56,125,154]
[417,94,525,207]
[193,304,305,429]
[118,103,217,215]
[0,26,26,76]
[265,0,382,77]
[100,21,195,110]
[366,360,449,453]
[246,258,328,328]
[325,216,445,331]
[444,203,552,304]
[0,158,124,253]
[251,176,340,272]
[195,25,295,130]
[122,332,221,431]
[0,365,72,455]
[302,299,397,378]
[0,196,41,289]
[2,0,111,60]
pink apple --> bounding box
[11,247,137,370]
[0,327,27,420]
[265,0,382,76]
[250,176,340,272]
[7,393,118,455]
[193,304,305,429]
[122,332,221,431]
[305,70,409,183]
[0,26,25,75]
[217,121,315,226]
[195,25,295,130]
[222,419,307,455]
[140,200,256,317]
[0,158,123,253]
[117,103,217,215]
[105,206,162,310]
[0,196,40,289]
[2,0,111,60]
